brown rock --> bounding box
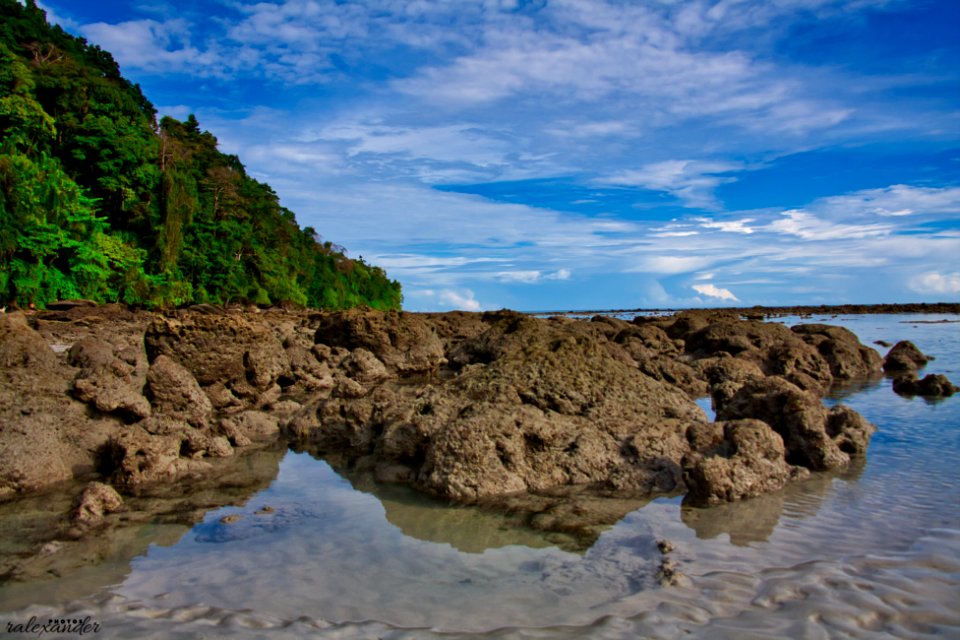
[145,355,213,428]
[340,348,390,384]
[683,419,808,506]
[72,481,124,527]
[883,340,931,373]
[892,372,958,397]
[73,373,151,422]
[67,337,152,422]
[0,313,57,371]
[316,308,445,376]
[293,313,705,502]
[791,324,883,380]
[102,426,212,493]
[218,410,281,443]
[716,376,873,471]
[145,313,290,392]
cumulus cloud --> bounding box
[692,283,739,301]
[80,18,222,74]
[908,272,960,296]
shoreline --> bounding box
[529,301,960,317]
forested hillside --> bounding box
[0,0,401,310]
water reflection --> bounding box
[0,443,285,611]
[98,450,665,632]
[326,459,656,553]
[680,461,865,545]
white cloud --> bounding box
[908,272,960,296]
[80,18,218,74]
[693,283,739,301]
[812,184,960,220]
[495,270,542,284]
[627,255,717,275]
[767,210,892,241]
[603,160,741,209]
[697,217,756,234]
[494,269,572,283]
[438,289,483,311]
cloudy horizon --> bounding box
[41,0,960,311]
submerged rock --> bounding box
[71,481,124,532]
[892,372,959,397]
[883,340,931,373]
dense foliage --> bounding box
[0,0,401,310]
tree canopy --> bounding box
[0,0,401,310]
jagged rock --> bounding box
[683,420,808,506]
[102,426,212,493]
[791,323,883,379]
[283,345,335,393]
[1,316,106,497]
[716,376,874,471]
[293,313,705,501]
[67,337,117,370]
[683,319,835,392]
[72,482,123,527]
[73,374,152,422]
[340,348,390,385]
[892,372,958,397]
[204,382,245,411]
[0,312,57,371]
[219,410,281,444]
[179,429,234,459]
[883,340,931,373]
[316,308,446,376]
[0,415,73,497]
[145,355,213,428]
[145,313,290,392]
[68,337,151,422]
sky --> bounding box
[38,0,960,311]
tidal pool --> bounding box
[1,314,958,638]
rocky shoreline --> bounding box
[1,303,956,586]
[544,302,960,318]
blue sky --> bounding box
[40,0,960,311]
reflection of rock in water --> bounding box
[680,463,864,546]
[335,461,656,553]
[681,489,786,545]
[0,443,285,610]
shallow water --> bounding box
[2,314,958,638]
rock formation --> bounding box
[0,303,903,578]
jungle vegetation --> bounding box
[0,0,402,310]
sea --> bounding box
[1,313,958,639]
